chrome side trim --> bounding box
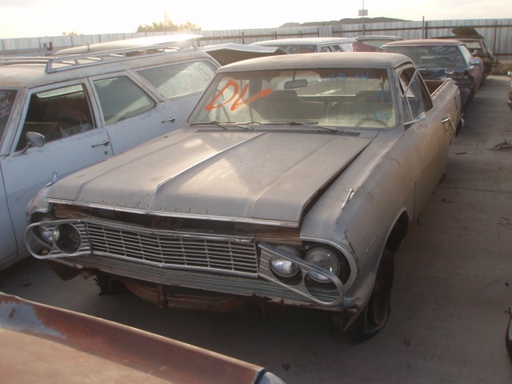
[45,198,299,228]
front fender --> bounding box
[26,185,53,221]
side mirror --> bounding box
[470,58,481,66]
[26,131,45,147]
[17,131,45,155]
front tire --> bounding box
[344,249,395,342]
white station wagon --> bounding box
[0,44,219,270]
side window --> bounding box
[137,61,216,100]
[93,76,155,125]
[1,89,18,143]
[398,67,432,123]
[16,84,94,151]
[338,43,352,52]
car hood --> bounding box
[48,130,375,227]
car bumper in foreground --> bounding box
[0,292,285,384]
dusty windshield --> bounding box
[0,89,17,143]
[274,45,318,53]
[188,68,396,129]
[385,45,468,69]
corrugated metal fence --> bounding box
[1,18,511,60]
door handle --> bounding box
[91,140,111,148]
[161,117,176,124]
[441,115,456,137]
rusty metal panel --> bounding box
[0,293,280,384]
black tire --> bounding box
[344,249,395,342]
[506,306,512,361]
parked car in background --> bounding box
[250,37,378,53]
[200,43,288,65]
[56,35,288,67]
[508,71,512,111]
[438,35,497,79]
[381,39,484,110]
[0,292,285,384]
[26,52,461,341]
[53,33,202,55]
[0,42,219,270]
[507,305,512,361]
[355,35,403,48]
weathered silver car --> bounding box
[0,43,219,270]
[25,53,461,341]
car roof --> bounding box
[251,37,358,46]
[356,35,403,40]
[54,34,201,55]
[437,35,485,41]
[217,52,411,73]
[382,38,464,47]
[0,48,216,89]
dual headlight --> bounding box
[269,245,349,284]
[35,221,83,254]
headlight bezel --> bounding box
[266,242,352,286]
[26,217,85,258]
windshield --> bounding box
[270,44,318,53]
[188,67,396,129]
[0,89,18,144]
[384,45,468,69]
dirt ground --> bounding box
[1,75,511,384]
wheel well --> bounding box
[385,211,409,252]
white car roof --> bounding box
[0,49,216,89]
[251,37,358,46]
[218,52,412,72]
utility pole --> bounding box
[359,0,368,35]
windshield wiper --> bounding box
[191,120,342,133]
[189,121,260,130]
[278,121,341,132]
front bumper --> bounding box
[26,218,349,311]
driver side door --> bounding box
[1,81,113,261]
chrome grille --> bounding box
[84,221,259,276]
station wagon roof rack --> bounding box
[0,34,202,74]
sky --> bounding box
[0,0,510,39]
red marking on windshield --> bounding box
[205,80,271,111]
